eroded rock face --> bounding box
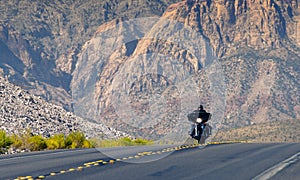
[0,24,74,111]
[72,16,225,141]
[222,52,300,128]
[0,0,181,111]
[158,0,300,128]
[72,0,300,141]
[164,0,300,57]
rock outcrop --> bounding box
[73,0,300,141]
[164,0,300,57]
[0,0,181,111]
[72,15,221,141]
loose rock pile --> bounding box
[0,76,128,139]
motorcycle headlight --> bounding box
[196,118,202,123]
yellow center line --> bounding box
[15,141,247,179]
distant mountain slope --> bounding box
[0,0,181,110]
[157,0,300,127]
[73,0,299,141]
[0,0,299,141]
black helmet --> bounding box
[199,105,203,110]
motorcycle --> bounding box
[188,110,211,144]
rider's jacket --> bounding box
[187,109,211,123]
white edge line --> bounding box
[252,152,300,180]
[0,148,92,162]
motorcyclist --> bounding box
[189,105,207,137]
[198,104,207,131]
[198,105,206,113]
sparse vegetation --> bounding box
[65,131,93,149]
[28,135,47,151]
[92,137,154,148]
[0,130,95,154]
[0,130,13,153]
[46,134,67,150]
[0,129,154,154]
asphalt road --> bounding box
[1,143,299,180]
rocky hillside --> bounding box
[0,72,128,139]
[0,0,180,111]
[0,0,299,142]
[72,15,223,140]
[73,0,299,141]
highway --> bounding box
[0,143,299,180]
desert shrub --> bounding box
[82,139,93,148]
[2,130,94,152]
[18,129,33,150]
[0,130,12,149]
[28,135,47,151]
[46,134,66,149]
[120,137,133,146]
[87,138,99,148]
[66,131,86,149]
[133,138,153,145]
[10,134,23,149]
[97,137,153,147]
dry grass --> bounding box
[213,119,300,143]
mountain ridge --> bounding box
[0,0,299,141]
[76,0,300,140]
